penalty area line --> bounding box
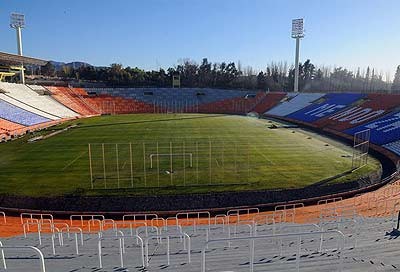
[62,151,87,171]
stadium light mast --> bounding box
[291,18,305,93]
[10,13,26,84]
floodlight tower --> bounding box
[10,13,26,84]
[291,18,305,92]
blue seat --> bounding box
[0,99,50,126]
[345,111,400,145]
[287,93,365,123]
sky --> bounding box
[0,0,399,79]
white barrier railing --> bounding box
[122,213,157,227]
[88,219,103,232]
[70,214,105,226]
[20,213,53,225]
[22,221,42,245]
[0,245,46,272]
[52,222,70,237]
[166,216,178,226]
[150,217,166,227]
[0,212,5,224]
[0,241,5,268]
[214,214,226,224]
[227,208,259,224]
[98,233,144,269]
[144,233,191,267]
[102,219,116,230]
[136,225,159,239]
[176,211,211,229]
[274,203,304,223]
[59,227,84,254]
[227,223,254,246]
[201,230,345,272]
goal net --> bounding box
[352,129,370,170]
[88,140,255,190]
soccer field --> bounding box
[0,114,381,197]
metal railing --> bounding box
[0,245,46,272]
[201,230,345,272]
[98,232,145,269]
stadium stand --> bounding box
[196,92,265,114]
[0,98,51,126]
[286,93,365,123]
[250,92,287,114]
[0,82,74,119]
[0,117,26,134]
[345,110,400,145]
[71,87,90,97]
[314,93,400,131]
[48,86,99,116]
[86,88,257,111]
[67,87,101,115]
[26,85,79,117]
[265,92,325,116]
[0,130,6,140]
[1,184,400,272]
[85,94,160,114]
[383,140,400,156]
[0,118,26,141]
[0,93,58,121]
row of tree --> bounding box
[38,58,400,93]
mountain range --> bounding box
[49,61,92,71]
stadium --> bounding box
[1,2,400,272]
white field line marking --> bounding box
[62,151,87,171]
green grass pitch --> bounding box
[0,114,381,197]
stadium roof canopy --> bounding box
[0,51,47,66]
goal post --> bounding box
[352,129,370,170]
[87,140,260,190]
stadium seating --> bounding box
[0,82,78,119]
[71,87,90,96]
[1,191,400,272]
[2,84,400,157]
[383,140,400,156]
[314,93,400,131]
[196,92,265,114]
[287,93,365,123]
[27,85,79,117]
[0,98,51,126]
[250,92,287,114]
[48,87,99,116]
[0,93,58,121]
[0,118,26,132]
[344,110,400,145]
[86,88,258,111]
[85,94,160,114]
[265,92,325,116]
[0,118,26,140]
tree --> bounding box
[36,57,391,93]
[392,65,400,92]
[198,58,212,87]
[256,71,267,89]
[315,69,323,80]
[41,62,56,77]
[176,59,198,87]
